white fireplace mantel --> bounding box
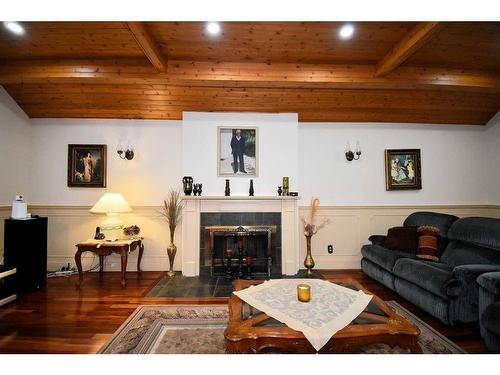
[180,196,300,276]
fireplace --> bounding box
[199,212,282,278]
[201,225,279,278]
[181,197,299,277]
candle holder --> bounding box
[237,238,244,279]
[225,248,233,279]
[282,177,289,196]
[297,283,311,302]
[245,256,253,279]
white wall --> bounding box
[29,119,182,206]
[21,113,499,208]
[299,123,491,206]
[0,87,32,205]
[486,112,500,204]
[182,112,299,196]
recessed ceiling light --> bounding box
[206,22,221,36]
[339,23,355,40]
[3,22,25,36]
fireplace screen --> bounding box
[202,225,278,278]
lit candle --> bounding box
[297,284,311,302]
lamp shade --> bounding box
[90,193,132,214]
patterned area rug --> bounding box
[98,302,466,354]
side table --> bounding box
[74,238,144,289]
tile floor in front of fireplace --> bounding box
[146,274,235,298]
[146,270,318,298]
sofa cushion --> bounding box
[393,258,458,299]
[404,212,458,237]
[368,234,387,246]
[482,303,500,336]
[384,226,419,253]
[477,271,500,295]
[447,217,500,251]
[440,240,500,268]
[419,261,453,272]
[361,244,415,272]
[404,212,458,256]
[416,226,439,261]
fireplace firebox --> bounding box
[201,225,278,278]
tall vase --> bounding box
[304,234,315,276]
[167,227,177,278]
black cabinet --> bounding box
[4,217,47,293]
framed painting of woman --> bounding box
[67,144,107,187]
[384,149,422,190]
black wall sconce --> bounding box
[117,143,135,160]
[345,141,362,161]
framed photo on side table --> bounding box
[217,127,258,177]
[385,149,421,191]
[67,144,107,187]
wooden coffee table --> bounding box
[224,278,422,353]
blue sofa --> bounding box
[361,212,500,326]
[478,272,500,352]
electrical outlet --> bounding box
[327,245,334,254]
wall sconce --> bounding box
[117,142,135,160]
[345,141,362,161]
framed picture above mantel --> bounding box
[384,149,422,191]
[217,126,258,177]
[67,144,107,188]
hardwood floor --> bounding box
[0,270,487,353]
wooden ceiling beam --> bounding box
[1,59,499,93]
[375,22,443,77]
[167,60,500,93]
[126,22,167,72]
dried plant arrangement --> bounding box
[162,190,184,238]
[161,189,184,277]
[301,197,329,275]
[301,197,330,236]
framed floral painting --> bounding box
[384,149,422,190]
[67,144,107,187]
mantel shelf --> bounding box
[181,196,300,201]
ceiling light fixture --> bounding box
[206,22,221,36]
[3,22,25,35]
[339,23,355,40]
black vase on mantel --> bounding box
[225,179,231,196]
[249,180,254,196]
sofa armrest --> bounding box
[453,264,500,285]
[477,272,500,297]
[368,235,387,246]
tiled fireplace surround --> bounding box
[180,196,300,277]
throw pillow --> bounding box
[384,226,419,253]
[417,226,440,261]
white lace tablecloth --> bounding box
[233,278,372,351]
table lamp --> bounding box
[90,193,132,239]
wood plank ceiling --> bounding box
[0,22,499,124]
